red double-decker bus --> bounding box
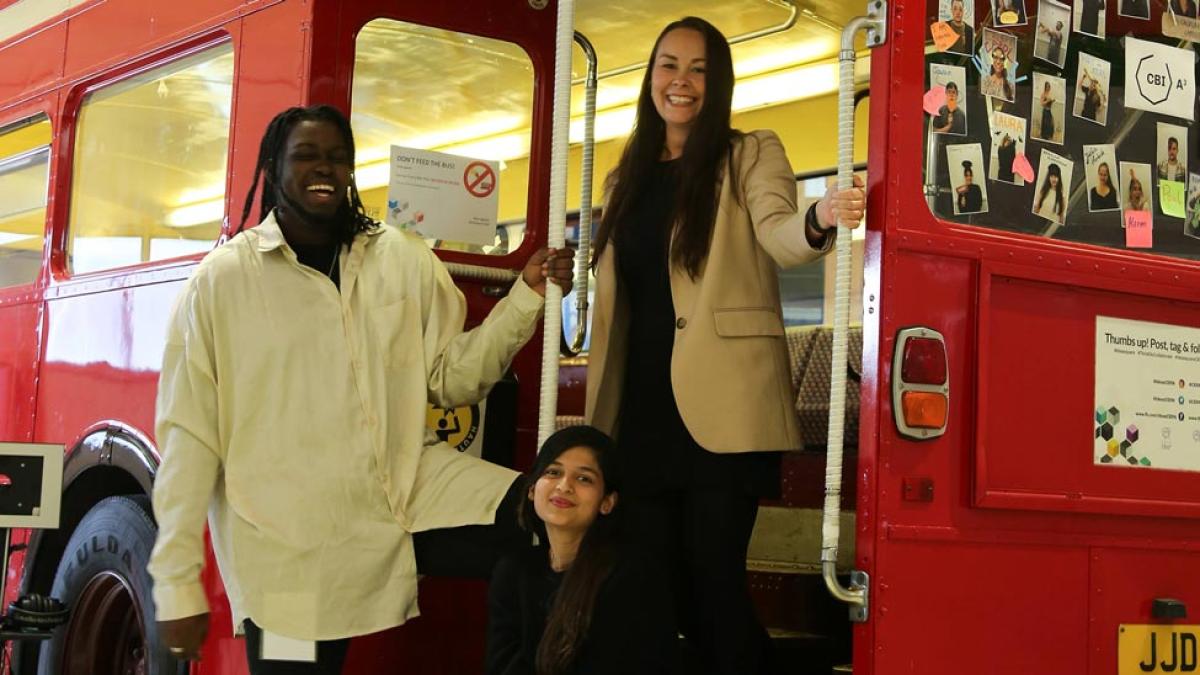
[0,0,1197,674]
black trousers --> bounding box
[243,477,527,674]
[622,487,772,675]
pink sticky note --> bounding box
[924,86,947,116]
[1125,210,1153,248]
[1012,153,1035,183]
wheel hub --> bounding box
[60,571,147,675]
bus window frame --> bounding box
[50,30,237,284]
[330,3,554,271]
[0,104,55,299]
[877,0,1200,306]
[871,0,1200,522]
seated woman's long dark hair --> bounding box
[518,426,623,675]
[591,16,740,279]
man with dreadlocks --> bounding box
[147,105,574,673]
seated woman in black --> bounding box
[486,426,678,675]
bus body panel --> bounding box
[860,2,1200,673]
[0,0,558,672]
[0,300,40,444]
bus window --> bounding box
[921,1,1199,261]
[350,19,534,256]
[67,42,234,275]
[0,115,50,288]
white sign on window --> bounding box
[1123,37,1195,122]
[385,146,499,246]
[1094,316,1200,471]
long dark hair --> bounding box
[235,105,377,243]
[1036,162,1064,216]
[989,49,1014,99]
[518,426,622,675]
[592,16,740,279]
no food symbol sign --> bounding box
[463,161,497,198]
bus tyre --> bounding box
[37,495,185,675]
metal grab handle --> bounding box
[564,31,597,356]
[821,1,886,624]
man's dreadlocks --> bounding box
[236,105,378,244]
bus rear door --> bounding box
[855,1,1200,673]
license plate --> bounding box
[1119,624,1200,674]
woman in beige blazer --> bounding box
[583,16,864,674]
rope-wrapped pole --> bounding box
[537,0,577,449]
[821,12,875,612]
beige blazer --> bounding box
[584,130,834,453]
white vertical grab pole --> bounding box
[537,0,577,450]
[822,2,886,622]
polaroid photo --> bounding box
[1033,150,1074,224]
[1030,72,1067,145]
[1120,162,1154,214]
[1074,0,1107,37]
[930,63,968,136]
[985,97,1019,135]
[990,112,1028,185]
[1083,144,1121,212]
[1156,123,1189,183]
[939,0,977,55]
[1185,172,1200,239]
[1073,53,1111,126]
[985,97,1002,134]
[1169,0,1199,19]
[1119,0,1151,19]
[993,0,1028,26]
[1034,0,1071,68]
[979,29,1019,102]
[947,144,989,215]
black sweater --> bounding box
[485,545,679,675]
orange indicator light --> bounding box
[901,391,948,429]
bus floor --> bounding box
[675,570,853,675]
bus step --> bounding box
[680,628,837,675]
[769,628,837,675]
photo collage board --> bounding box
[923,0,1200,260]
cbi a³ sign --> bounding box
[1125,38,1195,122]
[1136,55,1177,104]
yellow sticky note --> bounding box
[1161,180,1186,218]
[930,21,959,52]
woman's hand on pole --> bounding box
[816,174,866,231]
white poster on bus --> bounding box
[1124,37,1196,122]
[1094,316,1200,471]
[386,146,499,246]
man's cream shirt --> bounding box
[149,213,542,640]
